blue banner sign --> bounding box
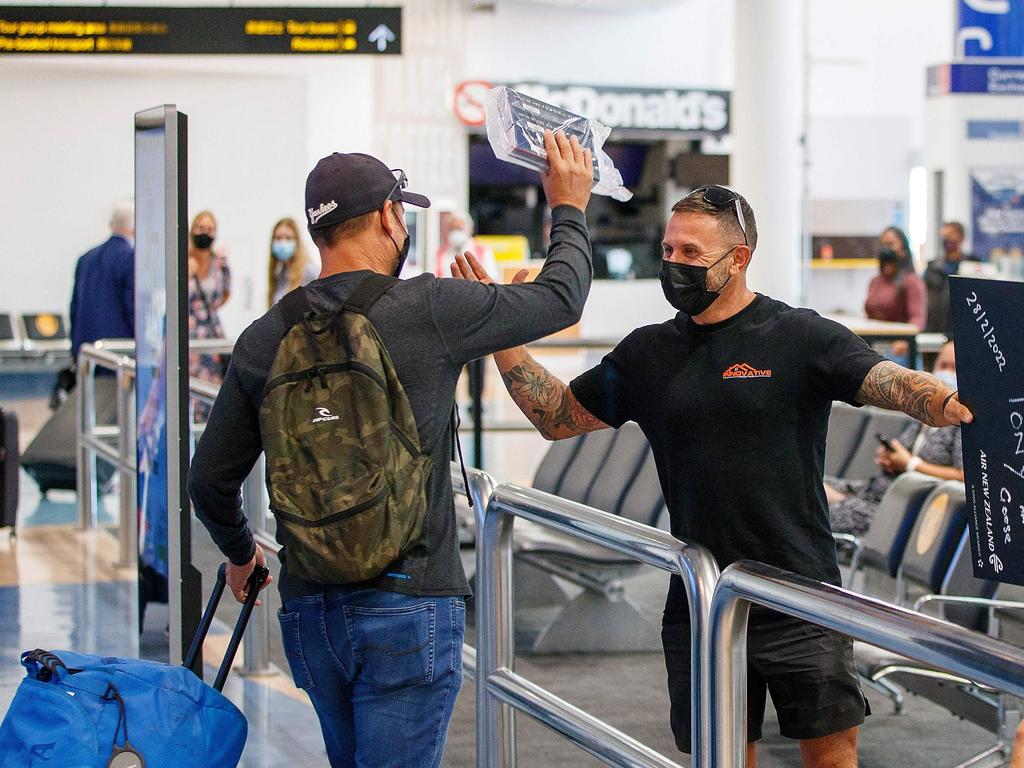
[971,168,1024,260]
[950,276,1024,587]
[957,0,1024,58]
[968,119,1024,139]
[928,63,1024,95]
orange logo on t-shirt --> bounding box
[722,363,772,379]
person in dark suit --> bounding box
[69,202,135,359]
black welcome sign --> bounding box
[950,276,1024,586]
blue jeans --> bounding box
[278,589,465,768]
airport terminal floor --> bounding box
[0,379,1021,767]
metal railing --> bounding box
[708,560,1024,767]
[77,338,236,567]
[478,483,720,768]
[235,461,496,685]
[77,341,138,567]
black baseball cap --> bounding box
[304,152,431,232]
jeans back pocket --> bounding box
[344,602,435,691]
[278,609,315,690]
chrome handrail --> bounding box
[708,561,1024,767]
[77,339,235,570]
[77,344,138,570]
[479,483,719,768]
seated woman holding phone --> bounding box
[826,341,962,536]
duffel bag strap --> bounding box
[22,649,70,682]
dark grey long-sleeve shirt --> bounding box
[187,205,592,600]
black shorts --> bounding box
[662,608,869,752]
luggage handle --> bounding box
[184,562,271,691]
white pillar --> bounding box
[732,0,806,305]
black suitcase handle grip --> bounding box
[184,562,271,691]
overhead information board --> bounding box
[0,6,401,55]
[950,276,1024,587]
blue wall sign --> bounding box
[928,63,1024,95]
[967,119,1024,139]
[957,0,1024,58]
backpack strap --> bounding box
[279,286,314,329]
[345,273,399,315]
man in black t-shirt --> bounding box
[452,185,973,768]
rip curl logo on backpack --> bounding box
[311,407,340,424]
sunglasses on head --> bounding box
[386,169,408,205]
[686,185,748,246]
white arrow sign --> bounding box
[368,24,396,52]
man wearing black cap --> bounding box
[188,131,594,766]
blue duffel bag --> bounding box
[0,564,268,768]
[0,649,247,767]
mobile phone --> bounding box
[876,433,894,451]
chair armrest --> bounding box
[913,594,1024,614]
[833,533,865,586]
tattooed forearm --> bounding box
[855,361,950,426]
[498,353,608,440]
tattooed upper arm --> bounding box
[855,361,944,426]
[499,358,609,440]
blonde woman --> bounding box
[187,210,230,400]
[268,217,319,307]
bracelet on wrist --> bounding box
[906,456,921,473]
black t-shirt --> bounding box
[570,294,883,598]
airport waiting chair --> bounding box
[511,423,669,653]
[852,482,970,711]
[840,408,917,481]
[894,480,969,606]
[0,313,22,353]
[531,435,583,496]
[19,312,70,352]
[841,472,942,592]
[825,403,869,478]
[857,532,1022,768]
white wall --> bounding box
[806,0,955,207]
[465,1,733,89]
[0,55,380,334]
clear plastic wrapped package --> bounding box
[484,86,633,202]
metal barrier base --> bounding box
[521,590,662,654]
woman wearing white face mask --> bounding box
[826,341,964,536]
[268,217,320,307]
[434,212,498,279]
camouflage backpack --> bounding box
[258,275,430,585]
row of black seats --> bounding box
[0,312,70,351]
[842,472,1024,765]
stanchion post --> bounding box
[241,456,273,676]
[77,353,97,529]
[676,546,720,768]
[477,490,515,768]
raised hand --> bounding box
[540,130,593,212]
[450,250,528,286]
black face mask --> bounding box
[659,247,735,316]
[385,209,410,278]
[191,232,214,250]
